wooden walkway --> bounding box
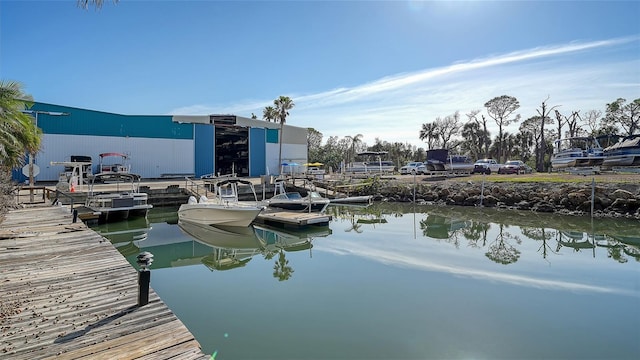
[0,206,208,360]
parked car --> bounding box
[400,162,424,175]
[472,158,502,174]
[498,160,533,174]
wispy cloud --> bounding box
[171,36,640,147]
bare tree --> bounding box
[565,111,582,138]
[535,97,560,172]
[582,109,603,136]
[554,109,566,140]
[484,95,520,163]
[435,111,462,149]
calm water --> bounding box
[91,204,640,359]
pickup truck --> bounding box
[400,162,424,175]
[472,158,502,174]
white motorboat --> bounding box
[265,179,330,212]
[85,172,153,223]
[551,137,605,169]
[602,135,640,167]
[178,177,264,227]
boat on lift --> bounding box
[602,134,640,168]
[551,137,605,169]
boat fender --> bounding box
[199,195,208,203]
[187,196,197,205]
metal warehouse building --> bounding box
[16,102,309,182]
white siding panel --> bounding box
[38,134,194,181]
[265,142,280,176]
[264,142,307,175]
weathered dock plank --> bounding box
[1,206,209,359]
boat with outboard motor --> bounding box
[178,176,264,227]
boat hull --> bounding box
[602,154,640,167]
[551,137,605,169]
[551,154,605,168]
[93,206,152,224]
[602,135,640,167]
[178,204,262,227]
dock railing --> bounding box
[184,177,210,198]
[50,189,75,210]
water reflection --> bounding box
[92,208,332,280]
[92,204,640,358]
[329,203,640,266]
[94,204,640,292]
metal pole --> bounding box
[413,172,416,203]
[591,177,595,218]
[28,112,38,203]
[480,174,485,207]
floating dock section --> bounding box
[256,209,332,228]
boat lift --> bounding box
[564,166,601,175]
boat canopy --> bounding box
[99,152,128,158]
[93,173,141,182]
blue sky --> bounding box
[1,0,639,148]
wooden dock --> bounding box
[0,206,208,359]
[256,209,332,227]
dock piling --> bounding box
[136,251,154,306]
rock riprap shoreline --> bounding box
[347,180,640,219]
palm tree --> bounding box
[0,81,40,171]
[262,106,277,122]
[273,96,294,174]
[273,249,294,281]
[345,133,363,165]
[419,122,439,150]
